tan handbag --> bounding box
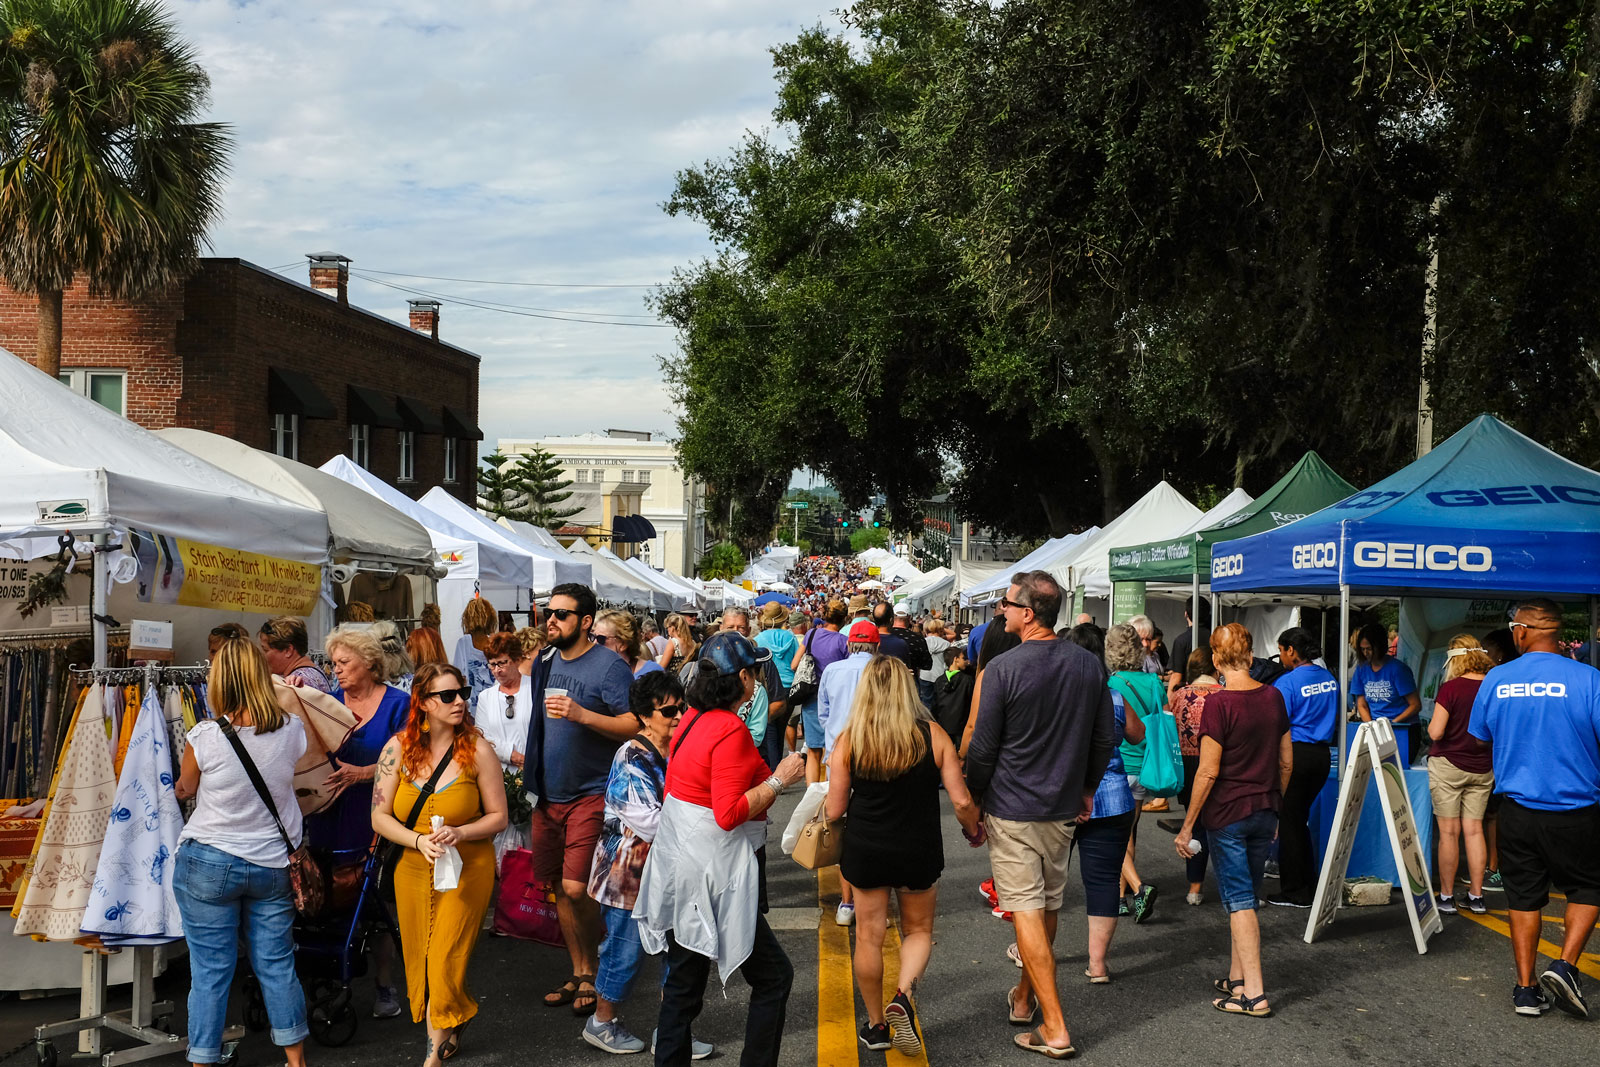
[790,810,845,870]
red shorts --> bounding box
[529,793,606,886]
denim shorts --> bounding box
[1209,809,1278,913]
[802,701,824,750]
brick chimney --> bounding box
[307,253,351,305]
[408,299,441,340]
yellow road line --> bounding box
[817,866,859,1067]
[1456,910,1600,980]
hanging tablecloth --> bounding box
[12,685,116,940]
[80,687,183,945]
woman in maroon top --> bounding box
[1427,634,1495,915]
[1175,624,1290,1018]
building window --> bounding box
[58,370,126,415]
[270,413,299,460]
[637,469,651,484]
[575,469,588,483]
[589,468,603,483]
[443,438,458,484]
[349,423,370,468]
[622,470,635,483]
[398,430,416,482]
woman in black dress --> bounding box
[825,656,982,1055]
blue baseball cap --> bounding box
[699,631,771,677]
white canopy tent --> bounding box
[602,547,697,611]
[504,522,662,610]
[419,487,590,594]
[1054,481,1202,598]
[856,547,922,584]
[960,529,1100,607]
[892,566,954,615]
[739,555,789,585]
[622,556,705,609]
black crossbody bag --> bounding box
[375,753,453,894]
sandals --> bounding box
[1084,969,1111,985]
[1007,985,1039,1025]
[1213,992,1272,1017]
[1014,1028,1077,1059]
[543,973,594,1008]
[1213,977,1244,995]
[571,976,599,1017]
[439,1018,470,1061]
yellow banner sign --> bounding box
[867,567,881,576]
[137,532,320,615]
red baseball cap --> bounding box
[847,619,880,644]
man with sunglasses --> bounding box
[523,583,640,1018]
[1469,599,1600,1019]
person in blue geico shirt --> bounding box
[1268,628,1338,909]
[1469,599,1600,1020]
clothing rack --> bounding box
[32,663,242,1067]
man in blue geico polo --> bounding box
[1469,599,1600,1019]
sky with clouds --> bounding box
[178,0,843,454]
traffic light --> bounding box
[871,509,882,528]
[841,518,850,528]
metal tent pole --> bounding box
[1337,583,1351,777]
[1191,570,1200,650]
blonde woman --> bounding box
[655,613,699,677]
[825,656,981,1055]
[453,596,499,697]
[1175,624,1292,1017]
[594,610,660,677]
[174,638,309,1067]
[372,619,417,691]
[514,625,546,675]
[1427,634,1496,914]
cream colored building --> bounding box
[499,430,706,576]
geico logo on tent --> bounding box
[1351,541,1493,571]
[1300,681,1338,697]
[1292,542,1337,570]
[1212,554,1244,578]
[1495,682,1568,698]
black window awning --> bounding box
[443,405,483,441]
[268,368,336,419]
[612,514,659,542]
[396,395,446,434]
[347,385,403,428]
[633,514,658,539]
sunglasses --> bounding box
[548,608,581,621]
[592,634,610,645]
[504,693,517,719]
[998,597,1029,611]
[427,686,472,705]
[653,701,685,718]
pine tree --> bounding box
[514,446,583,530]
[476,449,524,519]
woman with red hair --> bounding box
[372,663,508,1066]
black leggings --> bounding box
[1072,811,1135,916]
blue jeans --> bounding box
[916,679,936,709]
[172,841,308,1062]
[1071,810,1135,917]
[595,903,650,1005]
[1209,810,1278,914]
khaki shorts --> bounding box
[1429,756,1495,820]
[985,815,1075,913]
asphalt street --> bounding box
[2,790,1595,1067]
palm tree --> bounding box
[0,0,231,377]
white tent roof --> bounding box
[960,529,1100,606]
[893,566,954,613]
[1053,481,1201,597]
[622,557,705,607]
[601,547,697,611]
[418,487,590,594]
[738,555,788,583]
[856,547,922,583]
[1180,486,1254,535]
[319,456,530,588]
[157,428,436,572]
[548,530,665,609]
[0,351,327,562]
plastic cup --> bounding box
[545,687,568,718]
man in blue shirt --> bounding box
[524,583,639,1017]
[1469,599,1600,1020]
[1268,628,1339,908]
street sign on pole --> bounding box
[787,501,810,508]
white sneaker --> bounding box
[835,902,856,926]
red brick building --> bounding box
[0,255,481,501]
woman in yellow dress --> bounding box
[372,663,508,1066]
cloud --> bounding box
[174,0,840,449]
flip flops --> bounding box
[1014,1029,1077,1059]
[1007,985,1039,1025]
[1084,969,1111,985]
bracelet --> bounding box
[764,775,785,795]
[414,832,421,850]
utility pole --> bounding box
[1417,195,1442,459]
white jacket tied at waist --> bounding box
[633,793,765,986]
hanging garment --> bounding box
[113,683,140,776]
[273,681,359,817]
[162,687,188,783]
[12,685,117,940]
[80,687,184,945]
[7,686,90,921]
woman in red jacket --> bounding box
[633,632,806,1067]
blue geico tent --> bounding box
[1210,415,1600,600]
